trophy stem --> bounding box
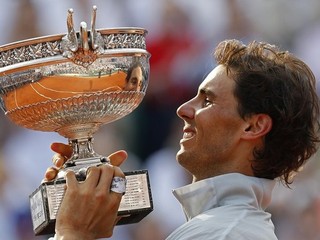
[55,135,108,181]
[67,137,107,165]
[57,123,107,167]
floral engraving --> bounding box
[1,32,146,68]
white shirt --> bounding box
[166,173,278,240]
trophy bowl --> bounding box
[0,6,153,236]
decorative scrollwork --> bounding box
[1,5,147,68]
[0,41,63,67]
[7,91,144,134]
[70,49,98,68]
[0,31,146,68]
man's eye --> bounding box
[204,98,212,107]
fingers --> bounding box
[45,142,127,190]
[44,151,126,183]
[94,165,125,189]
[113,165,126,179]
[108,150,128,167]
[84,166,103,189]
[52,153,67,168]
[86,164,126,196]
[56,163,124,239]
[51,143,126,168]
[64,170,78,189]
[96,164,115,191]
[51,142,73,158]
[51,150,127,169]
[43,167,59,182]
[51,142,126,168]
[44,150,68,182]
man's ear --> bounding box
[241,114,272,140]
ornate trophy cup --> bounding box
[0,6,153,236]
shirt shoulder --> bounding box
[166,206,278,240]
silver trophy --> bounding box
[0,6,153,236]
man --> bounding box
[45,39,320,239]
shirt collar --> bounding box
[172,173,276,220]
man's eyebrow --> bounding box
[199,87,216,98]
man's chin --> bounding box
[176,148,184,159]
[176,148,189,164]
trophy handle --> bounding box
[66,8,78,52]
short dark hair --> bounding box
[214,39,320,185]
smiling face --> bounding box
[176,65,252,181]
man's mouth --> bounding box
[181,127,196,142]
[183,131,194,139]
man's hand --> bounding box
[55,164,125,239]
[44,142,128,239]
[44,142,128,181]
[44,143,128,240]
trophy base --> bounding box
[29,170,153,236]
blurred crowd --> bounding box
[0,0,320,239]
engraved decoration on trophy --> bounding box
[0,6,153,236]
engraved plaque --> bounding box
[30,170,153,235]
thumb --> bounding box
[108,150,128,167]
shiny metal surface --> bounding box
[0,6,150,140]
[1,6,152,235]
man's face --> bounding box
[176,65,247,181]
[125,67,143,91]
